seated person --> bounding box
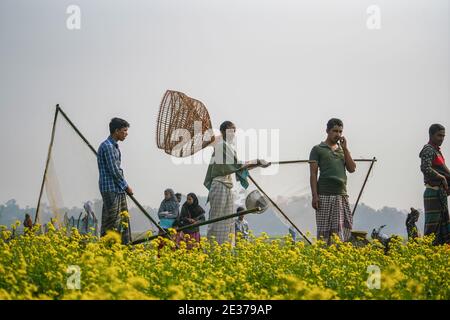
[158,188,180,232]
[174,193,205,246]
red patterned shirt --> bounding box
[419,142,447,186]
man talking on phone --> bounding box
[309,118,357,245]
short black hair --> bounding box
[327,118,343,131]
[220,121,234,134]
[109,118,130,135]
[429,123,445,137]
[237,206,245,212]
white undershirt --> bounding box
[212,140,235,188]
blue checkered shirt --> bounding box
[98,136,128,193]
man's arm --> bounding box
[421,147,448,190]
[196,213,206,223]
[420,147,439,178]
[165,206,179,219]
[239,159,270,171]
[310,162,319,210]
[103,145,129,192]
[340,137,356,173]
[157,202,165,214]
[244,222,249,235]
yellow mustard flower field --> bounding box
[0,223,449,300]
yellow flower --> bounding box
[168,285,185,300]
[0,228,448,300]
[101,230,122,245]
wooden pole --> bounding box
[248,175,312,245]
[271,159,375,165]
[271,160,316,165]
[35,106,59,224]
[352,157,377,216]
[132,207,262,245]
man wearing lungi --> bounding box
[204,121,270,245]
[309,118,356,244]
[98,118,133,244]
[419,123,450,245]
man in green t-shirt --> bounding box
[309,118,356,244]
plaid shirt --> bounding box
[98,136,128,193]
[235,218,249,239]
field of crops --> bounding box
[0,222,449,300]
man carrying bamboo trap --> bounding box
[309,118,357,245]
[203,121,270,245]
[156,91,271,245]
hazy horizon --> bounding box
[1,0,449,212]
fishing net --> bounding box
[239,159,376,240]
[36,107,159,239]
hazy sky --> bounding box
[1,0,449,211]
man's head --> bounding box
[326,118,344,144]
[220,121,236,142]
[175,193,182,203]
[109,118,130,141]
[429,123,445,147]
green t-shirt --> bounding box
[309,142,347,195]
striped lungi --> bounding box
[316,194,353,244]
[100,192,131,244]
[423,187,450,245]
[207,180,235,246]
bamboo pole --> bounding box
[352,157,377,216]
[271,160,316,165]
[248,175,312,245]
[35,107,60,224]
[132,207,262,245]
[271,159,376,165]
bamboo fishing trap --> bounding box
[156,90,215,157]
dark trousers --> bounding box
[101,192,131,244]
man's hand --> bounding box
[126,186,134,196]
[340,136,357,173]
[312,195,319,211]
[160,211,170,218]
[258,159,271,168]
[442,176,449,191]
[340,136,348,150]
